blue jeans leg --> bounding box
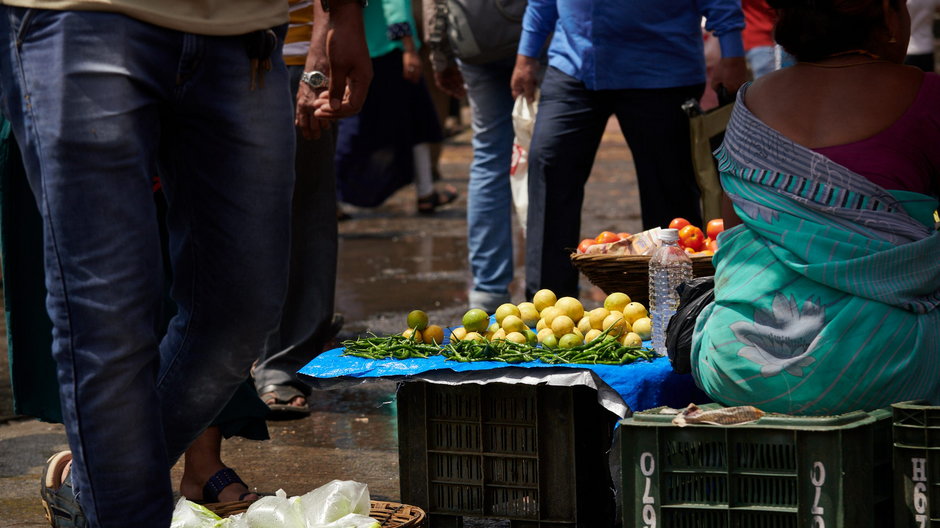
[0,8,293,527]
[459,57,516,305]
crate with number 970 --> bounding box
[620,404,893,528]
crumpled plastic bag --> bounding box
[176,481,379,528]
[170,497,228,528]
[298,479,371,524]
[665,276,714,374]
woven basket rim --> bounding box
[204,498,426,527]
[570,252,713,262]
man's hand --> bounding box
[433,64,466,98]
[712,56,747,100]
[315,0,373,120]
[510,54,538,100]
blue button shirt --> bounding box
[518,0,745,90]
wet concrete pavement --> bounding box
[0,116,642,527]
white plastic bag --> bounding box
[170,497,228,528]
[240,489,306,528]
[298,480,372,524]
[510,93,538,236]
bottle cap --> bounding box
[659,228,679,243]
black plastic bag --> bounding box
[665,276,715,374]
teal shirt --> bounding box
[365,0,419,58]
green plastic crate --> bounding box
[893,400,940,528]
[620,404,893,528]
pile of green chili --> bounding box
[340,331,656,365]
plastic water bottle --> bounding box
[648,228,692,355]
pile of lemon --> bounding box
[400,309,445,345]
[449,290,652,349]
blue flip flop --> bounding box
[199,467,256,504]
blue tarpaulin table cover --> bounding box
[298,344,709,417]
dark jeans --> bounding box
[0,8,294,527]
[253,65,339,394]
[525,67,704,299]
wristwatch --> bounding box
[301,70,329,90]
[320,0,368,11]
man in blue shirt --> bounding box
[513,0,747,299]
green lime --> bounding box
[524,329,538,345]
[541,334,558,349]
[559,333,583,349]
[406,310,429,331]
[462,309,490,333]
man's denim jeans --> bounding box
[459,57,516,310]
[0,8,294,527]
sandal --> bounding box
[259,384,311,418]
[417,185,458,214]
[197,468,257,505]
[40,451,89,528]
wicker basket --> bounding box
[570,252,715,307]
[205,499,426,527]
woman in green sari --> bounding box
[691,0,940,415]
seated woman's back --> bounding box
[745,62,924,149]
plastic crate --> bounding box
[893,400,940,528]
[620,404,893,528]
[397,381,618,527]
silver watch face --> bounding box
[302,71,328,89]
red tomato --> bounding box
[706,238,718,252]
[595,231,621,244]
[678,225,705,252]
[668,217,691,231]
[577,238,596,253]
[706,218,725,240]
[617,232,631,240]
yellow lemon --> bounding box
[450,327,467,341]
[602,313,629,337]
[551,315,575,338]
[537,328,555,343]
[501,314,526,334]
[423,325,444,344]
[554,296,584,322]
[495,303,521,325]
[488,322,500,334]
[491,328,507,341]
[518,302,540,327]
[540,306,561,326]
[585,328,602,343]
[604,292,631,313]
[588,307,611,330]
[578,316,593,335]
[621,332,643,347]
[631,317,652,341]
[622,302,649,324]
[533,289,557,312]
[536,318,547,331]
[464,331,484,341]
[506,331,527,344]
[572,328,584,340]
[402,328,423,341]
[462,309,490,333]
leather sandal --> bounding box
[40,451,89,528]
[259,384,311,418]
[417,185,458,214]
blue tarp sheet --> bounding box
[298,346,710,413]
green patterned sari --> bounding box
[691,97,940,415]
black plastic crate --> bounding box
[620,405,893,528]
[397,381,618,527]
[893,400,940,528]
